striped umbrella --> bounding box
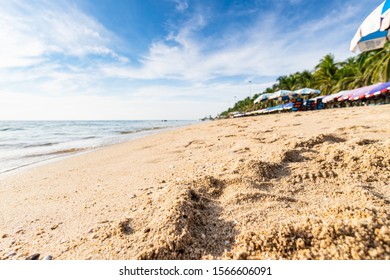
[338,84,380,101]
[365,81,390,98]
[350,1,390,52]
[322,90,352,103]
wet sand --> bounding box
[0,105,389,260]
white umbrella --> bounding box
[294,88,320,95]
[381,1,390,30]
[269,90,294,99]
[253,93,272,104]
[350,1,390,52]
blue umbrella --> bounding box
[294,88,320,95]
[350,1,390,52]
[381,1,390,30]
[253,93,272,104]
[365,81,390,98]
[338,83,380,102]
[269,90,294,100]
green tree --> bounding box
[219,46,390,117]
[363,42,390,84]
[337,56,366,90]
[313,53,339,94]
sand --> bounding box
[0,105,389,260]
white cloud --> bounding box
[0,0,377,120]
[0,0,123,69]
[173,0,189,12]
[102,3,363,84]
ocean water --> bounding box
[0,120,196,175]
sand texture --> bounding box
[0,105,389,260]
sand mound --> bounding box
[55,132,389,260]
[292,133,346,149]
[227,207,389,260]
[136,182,237,260]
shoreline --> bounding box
[0,105,389,260]
[0,122,199,180]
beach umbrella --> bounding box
[322,91,351,103]
[350,1,390,52]
[253,95,262,104]
[365,81,390,98]
[381,1,390,30]
[253,93,272,104]
[294,88,321,95]
[338,84,380,102]
[269,90,294,100]
[347,83,383,101]
[322,90,351,103]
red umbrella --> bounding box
[365,81,390,98]
[338,84,380,101]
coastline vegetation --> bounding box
[220,43,390,116]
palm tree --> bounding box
[219,45,390,116]
[313,54,339,94]
[337,56,368,90]
[363,42,390,84]
[296,70,314,89]
[277,75,293,90]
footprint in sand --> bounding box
[337,125,370,132]
[184,140,206,148]
[232,147,250,154]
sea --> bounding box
[0,120,196,175]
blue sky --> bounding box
[0,0,383,120]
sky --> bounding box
[0,0,384,120]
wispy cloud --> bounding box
[0,0,130,100]
[0,0,378,119]
[0,0,124,69]
[173,0,189,12]
[104,2,365,83]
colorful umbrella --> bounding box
[322,90,352,103]
[350,1,390,52]
[253,93,272,104]
[365,81,390,98]
[294,88,320,95]
[338,84,380,102]
[269,90,294,100]
[348,83,382,101]
[381,1,390,30]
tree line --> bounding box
[220,43,390,116]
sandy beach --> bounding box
[0,105,389,260]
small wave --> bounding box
[23,142,59,148]
[26,148,88,158]
[145,127,163,131]
[118,127,163,135]
[0,127,24,132]
[119,130,135,135]
[82,136,98,140]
